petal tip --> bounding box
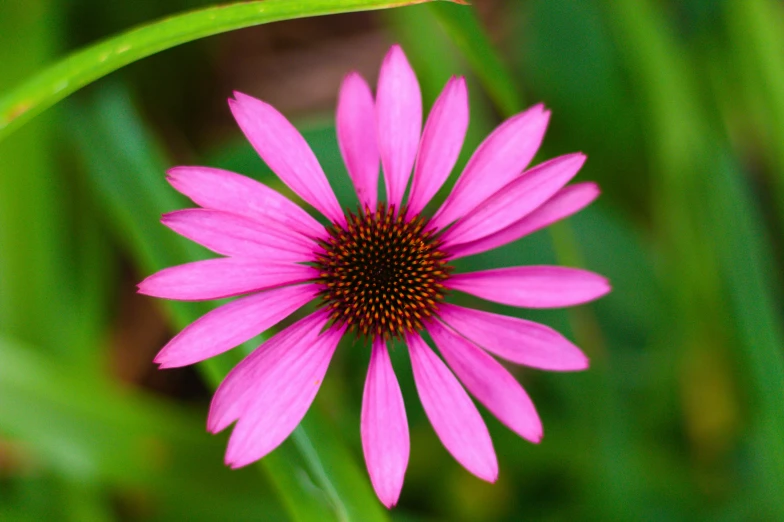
[154,352,184,369]
[596,277,612,297]
[136,280,151,296]
[481,465,499,484]
[377,491,401,509]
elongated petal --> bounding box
[337,72,379,209]
[154,284,319,368]
[377,45,422,209]
[448,182,600,260]
[230,92,344,225]
[442,154,586,247]
[448,266,611,308]
[439,304,588,371]
[428,321,542,442]
[167,166,324,239]
[137,258,316,301]
[406,76,468,217]
[361,339,409,508]
[407,334,497,482]
[223,320,345,468]
[431,105,550,230]
[162,209,315,261]
[208,313,324,434]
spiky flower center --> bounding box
[315,204,451,340]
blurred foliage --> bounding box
[2,0,784,521]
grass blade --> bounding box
[0,0,459,143]
[427,2,523,115]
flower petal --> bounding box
[447,266,611,309]
[337,72,379,209]
[137,258,316,301]
[166,166,324,239]
[377,44,422,209]
[361,339,409,508]
[448,182,600,260]
[230,92,344,225]
[162,209,315,261]
[208,313,324,434]
[441,153,586,247]
[223,317,344,468]
[154,284,319,368]
[428,321,542,443]
[439,304,588,371]
[406,76,468,217]
[407,334,497,482]
[430,105,550,230]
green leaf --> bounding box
[0,0,457,143]
[427,2,523,115]
[705,156,784,518]
[726,0,784,234]
[69,84,389,522]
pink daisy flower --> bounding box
[139,45,610,508]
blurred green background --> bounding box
[2,0,784,520]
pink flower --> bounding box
[138,45,609,508]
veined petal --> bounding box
[154,284,319,368]
[441,154,586,247]
[230,92,344,225]
[406,76,468,217]
[407,334,497,482]
[431,105,550,230]
[448,182,600,260]
[337,72,379,209]
[208,313,324,434]
[137,258,316,301]
[223,319,345,468]
[439,304,588,371]
[166,166,324,239]
[377,45,422,209]
[447,266,611,309]
[428,321,542,443]
[361,339,409,508]
[162,209,315,261]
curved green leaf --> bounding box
[0,0,456,143]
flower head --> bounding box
[138,44,610,508]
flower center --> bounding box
[315,204,451,340]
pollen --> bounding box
[315,204,452,340]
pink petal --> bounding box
[376,45,422,209]
[430,105,550,230]
[448,182,600,260]
[137,258,316,301]
[167,166,324,239]
[154,284,319,368]
[407,334,497,482]
[223,317,345,468]
[361,339,409,508]
[406,76,469,217]
[447,266,611,309]
[441,154,586,248]
[229,92,344,225]
[337,72,379,209]
[162,209,315,262]
[439,304,589,371]
[208,313,324,434]
[428,321,542,443]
